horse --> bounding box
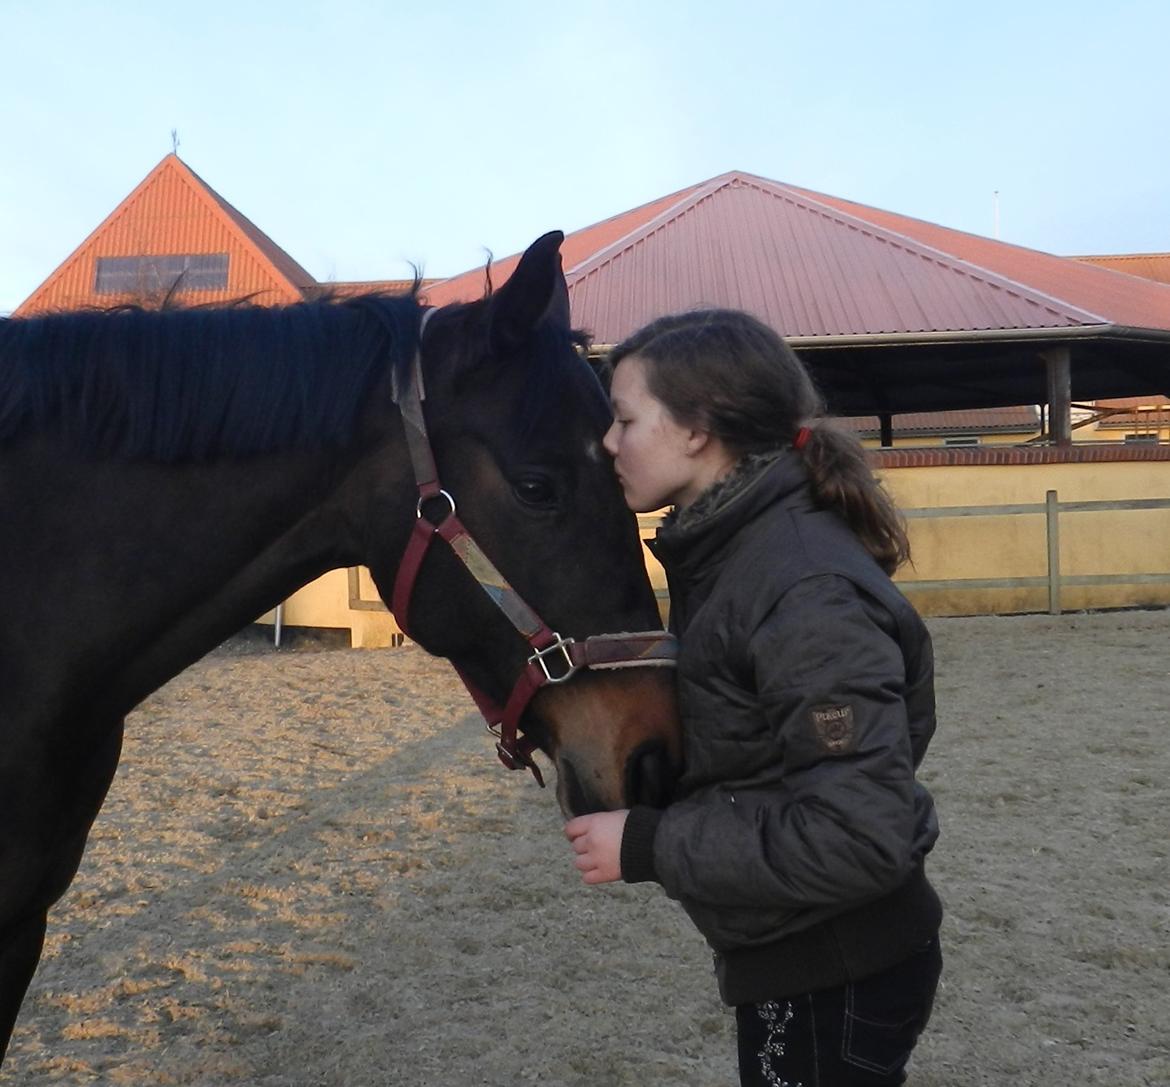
[0,231,681,1064]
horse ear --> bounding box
[489,230,569,353]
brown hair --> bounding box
[609,309,910,573]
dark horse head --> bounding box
[357,231,681,815]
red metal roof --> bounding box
[420,171,1170,344]
[791,184,1170,334]
[420,182,707,308]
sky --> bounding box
[2,0,1168,314]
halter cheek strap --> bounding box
[388,307,678,786]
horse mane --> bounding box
[0,293,422,462]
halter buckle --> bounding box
[495,741,545,788]
[528,633,578,683]
[494,740,522,769]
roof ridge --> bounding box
[175,156,316,292]
[559,179,712,270]
[763,180,1112,327]
[1072,251,1170,261]
[415,179,715,297]
[565,172,741,282]
[13,156,176,315]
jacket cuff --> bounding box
[621,805,663,884]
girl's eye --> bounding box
[513,475,557,508]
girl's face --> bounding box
[603,355,709,513]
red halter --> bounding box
[389,309,677,786]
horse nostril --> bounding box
[561,756,604,817]
[625,741,676,809]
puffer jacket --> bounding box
[620,451,942,1005]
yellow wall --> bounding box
[256,567,403,648]
[882,458,1170,615]
[639,459,1170,620]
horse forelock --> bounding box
[513,322,607,448]
[0,293,423,462]
[422,296,604,451]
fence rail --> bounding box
[893,491,1170,614]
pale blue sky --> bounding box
[2,0,1167,314]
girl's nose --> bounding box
[602,421,620,457]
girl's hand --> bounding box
[564,810,629,885]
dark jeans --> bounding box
[735,935,942,1087]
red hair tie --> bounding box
[793,426,812,451]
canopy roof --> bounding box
[425,171,1170,415]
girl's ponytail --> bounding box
[798,423,910,575]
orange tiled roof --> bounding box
[1095,395,1170,407]
[1090,395,1170,426]
[1072,253,1170,285]
[306,279,434,300]
[840,406,1040,437]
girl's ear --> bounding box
[684,428,712,457]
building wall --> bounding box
[858,430,1034,450]
[257,567,403,648]
[637,450,1170,621]
[882,456,1170,614]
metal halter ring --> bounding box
[528,634,579,684]
[416,489,456,525]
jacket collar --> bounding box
[651,450,810,576]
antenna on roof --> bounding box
[993,190,1000,239]
[171,129,180,155]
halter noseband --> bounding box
[389,308,677,786]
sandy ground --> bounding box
[2,610,1168,1086]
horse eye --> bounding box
[513,475,556,507]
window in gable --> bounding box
[94,253,230,295]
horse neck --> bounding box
[3,425,407,724]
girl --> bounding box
[565,309,942,1086]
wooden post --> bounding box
[1046,489,1061,615]
[879,413,894,448]
[1044,347,1072,446]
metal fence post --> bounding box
[1046,490,1061,615]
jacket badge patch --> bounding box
[811,704,856,754]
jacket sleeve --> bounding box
[642,574,922,909]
